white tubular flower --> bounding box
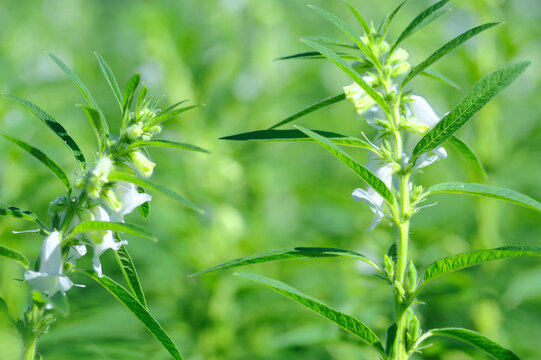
[352,161,394,231]
[66,244,87,265]
[109,182,152,222]
[24,231,73,297]
[129,151,155,178]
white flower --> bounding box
[352,160,394,231]
[88,157,114,198]
[66,244,87,264]
[24,231,73,297]
[108,182,152,222]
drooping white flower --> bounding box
[66,244,87,264]
[110,182,152,222]
[352,160,394,231]
[24,231,73,297]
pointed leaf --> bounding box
[295,126,394,204]
[447,137,487,178]
[429,328,519,359]
[145,105,202,128]
[304,36,357,49]
[95,52,123,110]
[192,247,382,277]
[428,182,541,212]
[156,100,190,117]
[2,135,70,190]
[382,0,408,37]
[412,62,530,159]
[70,221,156,241]
[0,202,43,225]
[403,23,500,87]
[137,187,150,219]
[391,0,450,52]
[301,39,390,114]
[79,105,106,152]
[79,270,184,360]
[420,69,460,89]
[1,94,86,170]
[114,238,147,308]
[236,272,385,355]
[122,73,141,111]
[107,172,203,214]
[345,1,371,34]
[0,245,29,268]
[276,52,362,61]
[126,140,210,154]
[268,94,346,129]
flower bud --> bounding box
[394,281,405,299]
[126,121,144,141]
[392,62,411,77]
[129,151,155,178]
[383,254,394,281]
[406,260,418,293]
[102,188,122,213]
[88,157,113,198]
[389,48,409,64]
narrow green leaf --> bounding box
[1,94,86,170]
[429,328,519,359]
[403,23,500,87]
[126,140,210,154]
[412,62,530,159]
[236,272,386,356]
[0,245,29,268]
[122,73,141,111]
[114,238,147,308]
[304,36,357,49]
[428,182,541,212]
[0,202,43,225]
[276,52,362,61]
[295,126,394,204]
[268,93,346,129]
[137,187,150,219]
[447,136,487,178]
[2,135,70,190]
[382,0,408,37]
[70,221,156,242]
[420,69,460,89]
[221,129,372,149]
[424,246,541,284]
[345,1,371,34]
[79,105,106,152]
[79,271,184,360]
[156,100,190,117]
[107,172,203,214]
[145,105,202,128]
[301,39,390,114]
[191,247,381,277]
[391,0,450,52]
[95,52,123,110]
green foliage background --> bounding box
[0,0,540,359]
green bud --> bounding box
[344,82,377,114]
[406,260,418,293]
[383,254,394,281]
[129,151,155,178]
[392,62,411,77]
[377,40,390,55]
[394,281,405,299]
[389,48,409,64]
[126,121,144,141]
[102,188,122,212]
[89,157,113,198]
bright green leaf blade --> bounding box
[268,94,346,129]
[295,126,394,204]
[114,238,147,308]
[95,52,123,109]
[403,23,500,87]
[107,172,203,214]
[126,140,210,154]
[428,182,541,212]
[345,1,371,34]
[220,129,372,149]
[79,105,106,152]
[156,100,190,117]
[391,0,450,52]
[412,61,530,159]
[276,51,363,61]
[0,245,29,268]
[424,246,541,284]
[420,69,460,89]
[236,272,386,356]
[122,73,141,111]
[145,104,202,128]
[429,328,519,360]
[1,94,86,170]
[304,36,357,49]
[191,247,381,277]
[137,187,150,219]
[447,136,487,178]
[2,135,70,190]
[301,39,390,114]
[70,221,156,242]
[0,202,43,225]
[382,0,408,37]
[79,271,184,360]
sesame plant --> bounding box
[196,1,539,359]
[0,53,206,360]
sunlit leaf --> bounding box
[70,221,156,241]
[420,69,460,89]
[0,201,43,225]
[304,36,357,49]
[381,0,408,37]
[114,238,147,308]
[126,140,210,154]
[95,52,123,110]
[345,1,371,34]
[447,137,487,178]
[0,245,29,268]
[122,73,141,111]
[145,105,202,128]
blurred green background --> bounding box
[1,0,540,359]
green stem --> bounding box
[21,335,37,360]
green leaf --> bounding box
[304,36,357,49]
[427,182,541,212]
[156,100,190,117]
[79,270,184,360]
[114,238,147,308]
[391,0,450,52]
[95,52,123,109]
[382,0,408,37]
[424,246,541,284]
[429,328,519,359]
[0,201,43,225]
[295,126,394,204]
[122,73,141,111]
[276,51,363,61]
[1,94,86,171]
[0,245,29,268]
[447,136,487,178]
[145,105,202,128]
[236,272,386,356]
[345,1,371,34]
[107,172,203,214]
[79,105,106,152]
[137,187,150,219]
[301,39,390,114]
[420,69,460,89]
[191,247,382,277]
[220,129,372,150]
[2,135,71,190]
[268,94,346,129]
[402,23,500,87]
[70,221,156,242]
[412,61,530,159]
[126,140,210,154]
